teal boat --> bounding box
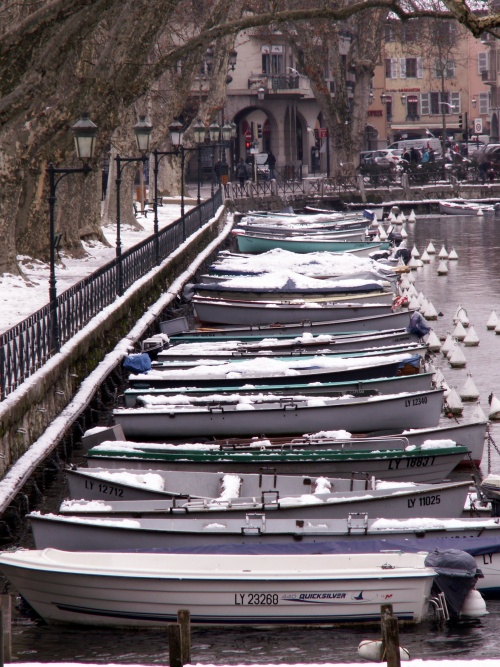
[234,232,392,255]
[85,443,469,484]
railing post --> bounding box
[177,609,191,664]
[1,596,11,663]
[168,622,183,667]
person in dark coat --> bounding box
[235,158,247,186]
[264,151,277,179]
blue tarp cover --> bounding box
[123,353,152,373]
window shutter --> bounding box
[391,58,398,79]
[416,57,423,79]
[479,92,489,114]
[420,93,430,115]
[478,51,489,73]
[400,58,406,78]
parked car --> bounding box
[371,149,405,166]
[359,151,374,166]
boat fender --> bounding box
[357,640,410,662]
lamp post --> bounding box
[439,102,456,158]
[47,113,97,353]
[115,115,152,296]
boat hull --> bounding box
[235,233,390,255]
[0,549,435,627]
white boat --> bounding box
[439,201,494,216]
[113,389,444,440]
[0,548,440,627]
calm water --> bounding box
[7,212,500,664]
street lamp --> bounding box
[257,86,265,101]
[439,101,456,158]
[115,115,152,295]
[47,113,97,352]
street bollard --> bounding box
[177,609,191,664]
[381,604,401,667]
[1,595,11,663]
[168,623,183,667]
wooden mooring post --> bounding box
[168,610,191,667]
[381,604,401,667]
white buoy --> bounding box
[433,367,450,393]
[424,300,438,320]
[445,387,464,415]
[488,393,500,420]
[411,244,420,258]
[441,333,454,356]
[486,310,499,330]
[437,260,448,275]
[438,245,449,259]
[421,249,431,263]
[463,324,480,346]
[419,297,429,314]
[408,209,417,222]
[449,344,467,368]
[426,241,436,254]
[407,284,418,298]
[470,401,487,423]
[378,226,388,241]
[408,256,420,269]
[477,208,484,217]
[400,225,408,239]
[460,373,480,401]
[406,269,416,284]
[372,234,380,242]
[426,330,442,352]
[358,640,410,662]
[399,211,407,222]
[454,305,470,327]
[408,295,420,310]
[452,321,467,341]
[448,247,459,260]
[417,290,426,306]
[495,320,500,335]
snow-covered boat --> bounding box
[27,512,500,554]
[112,388,444,440]
[192,295,394,326]
[156,329,422,361]
[122,371,435,407]
[439,200,494,216]
[0,549,443,627]
[233,231,392,255]
[127,352,422,389]
[85,440,468,483]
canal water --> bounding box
[6,211,500,664]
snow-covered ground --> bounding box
[10,661,500,667]
[0,203,188,335]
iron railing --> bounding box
[0,188,223,401]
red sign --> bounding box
[317,128,328,138]
[245,130,252,140]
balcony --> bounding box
[406,114,420,122]
[247,73,310,96]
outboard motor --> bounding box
[425,548,487,621]
[387,230,403,247]
[393,247,411,264]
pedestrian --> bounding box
[235,158,247,186]
[428,148,435,163]
[264,151,277,180]
[410,146,420,164]
[479,160,490,184]
[402,148,411,163]
[421,149,429,164]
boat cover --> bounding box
[407,311,431,337]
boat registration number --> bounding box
[404,397,427,407]
[408,494,440,508]
[388,456,436,470]
[235,593,279,605]
[84,480,124,497]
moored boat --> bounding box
[0,549,441,627]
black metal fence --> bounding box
[0,188,223,401]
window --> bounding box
[407,96,419,119]
[261,45,284,74]
[479,92,490,115]
[433,60,456,78]
[420,91,460,114]
[403,22,417,41]
[400,57,423,78]
[478,51,489,73]
[384,23,395,41]
[385,58,398,79]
